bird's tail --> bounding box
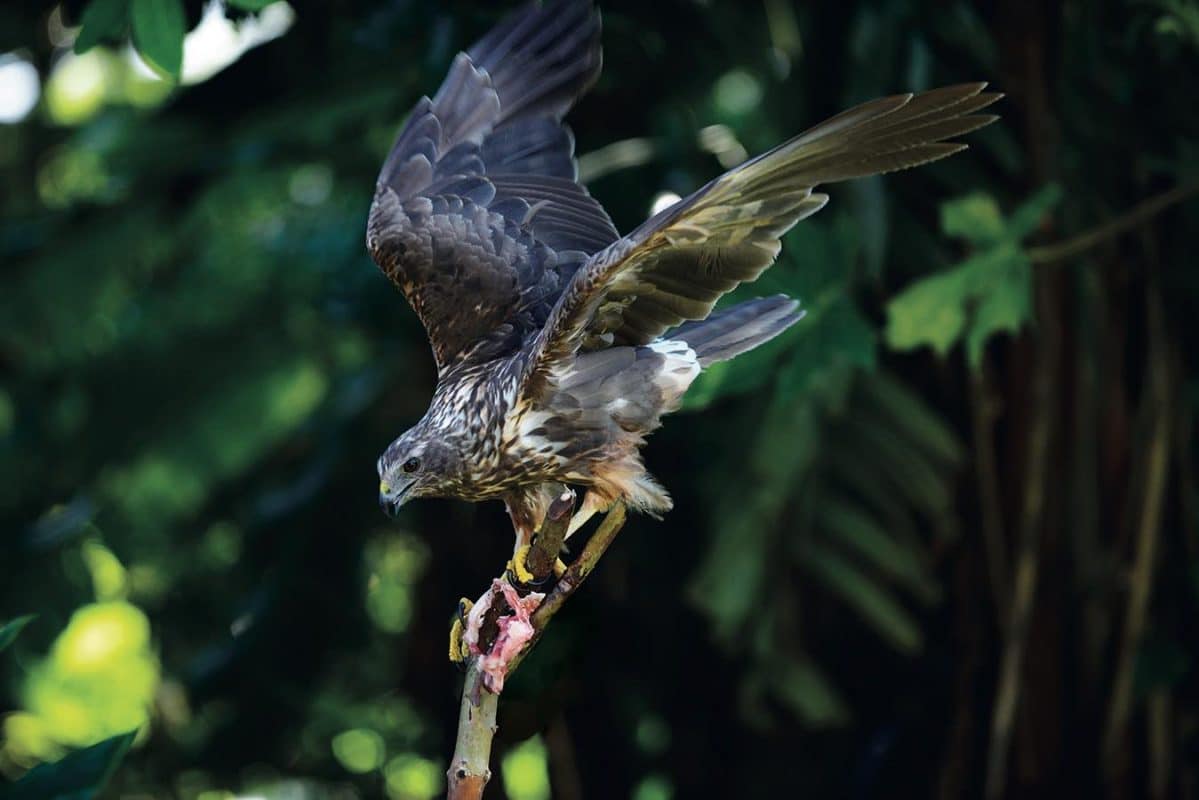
[669,295,803,367]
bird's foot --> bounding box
[448,597,474,665]
[506,545,538,586]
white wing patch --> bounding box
[647,339,700,407]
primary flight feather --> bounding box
[368,0,999,546]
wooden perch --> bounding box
[446,490,628,800]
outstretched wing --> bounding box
[366,0,619,372]
[521,83,1000,393]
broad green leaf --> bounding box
[74,0,130,55]
[963,246,1032,367]
[885,186,1060,368]
[801,543,924,654]
[0,615,35,651]
[4,730,136,800]
[130,0,184,79]
[227,0,276,9]
[883,268,968,356]
[940,192,1005,245]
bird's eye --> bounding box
[402,457,421,474]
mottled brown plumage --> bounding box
[369,0,999,545]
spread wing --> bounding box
[366,0,619,372]
[520,83,1000,394]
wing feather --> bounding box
[521,83,1000,394]
[366,0,617,373]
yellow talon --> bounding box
[554,558,567,579]
[508,544,537,585]
[448,598,473,663]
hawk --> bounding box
[369,0,998,551]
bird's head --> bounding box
[377,424,466,517]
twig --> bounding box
[513,502,627,672]
[970,366,1009,630]
[446,497,628,800]
[1027,181,1198,266]
[984,282,1058,800]
[545,712,584,800]
[1102,280,1172,775]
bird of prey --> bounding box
[370,0,998,553]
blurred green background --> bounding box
[2,0,1198,798]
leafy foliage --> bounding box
[128,0,185,80]
[2,731,135,800]
[0,618,35,655]
[2,0,1197,798]
[884,184,1062,367]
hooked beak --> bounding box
[379,479,415,518]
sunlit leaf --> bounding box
[227,0,276,9]
[962,246,1032,367]
[4,730,135,800]
[130,0,184,79]
[883,267,969,357]
[74,0,130,55]
[0,615,35,652]
[501,736,550,800]
[885,186,1061,368]
[939,192,1005,245]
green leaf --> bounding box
[770,659,850,727]
[226,0,276,9]
[885,186,1060,369]
[130,0,185,79]
[0,615,35,651]
[962,247,1032,367]
[776,294,876,397]
[940,192,1006,245]
[688,393,823,639]
[1005,182,1063,241]
[801,543,924,655]
[814,501,940,604]
[74,0,130,55]
[4,730,136,800]
[883,268,968,356]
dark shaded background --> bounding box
[2,0,1199,798]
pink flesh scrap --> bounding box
[463,579,545,693]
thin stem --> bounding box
[970,366,1009,630]
[1102,280,1172,772]
[514,502,627,672]
[984,280,1058,799]
[1028,181,1198,266]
